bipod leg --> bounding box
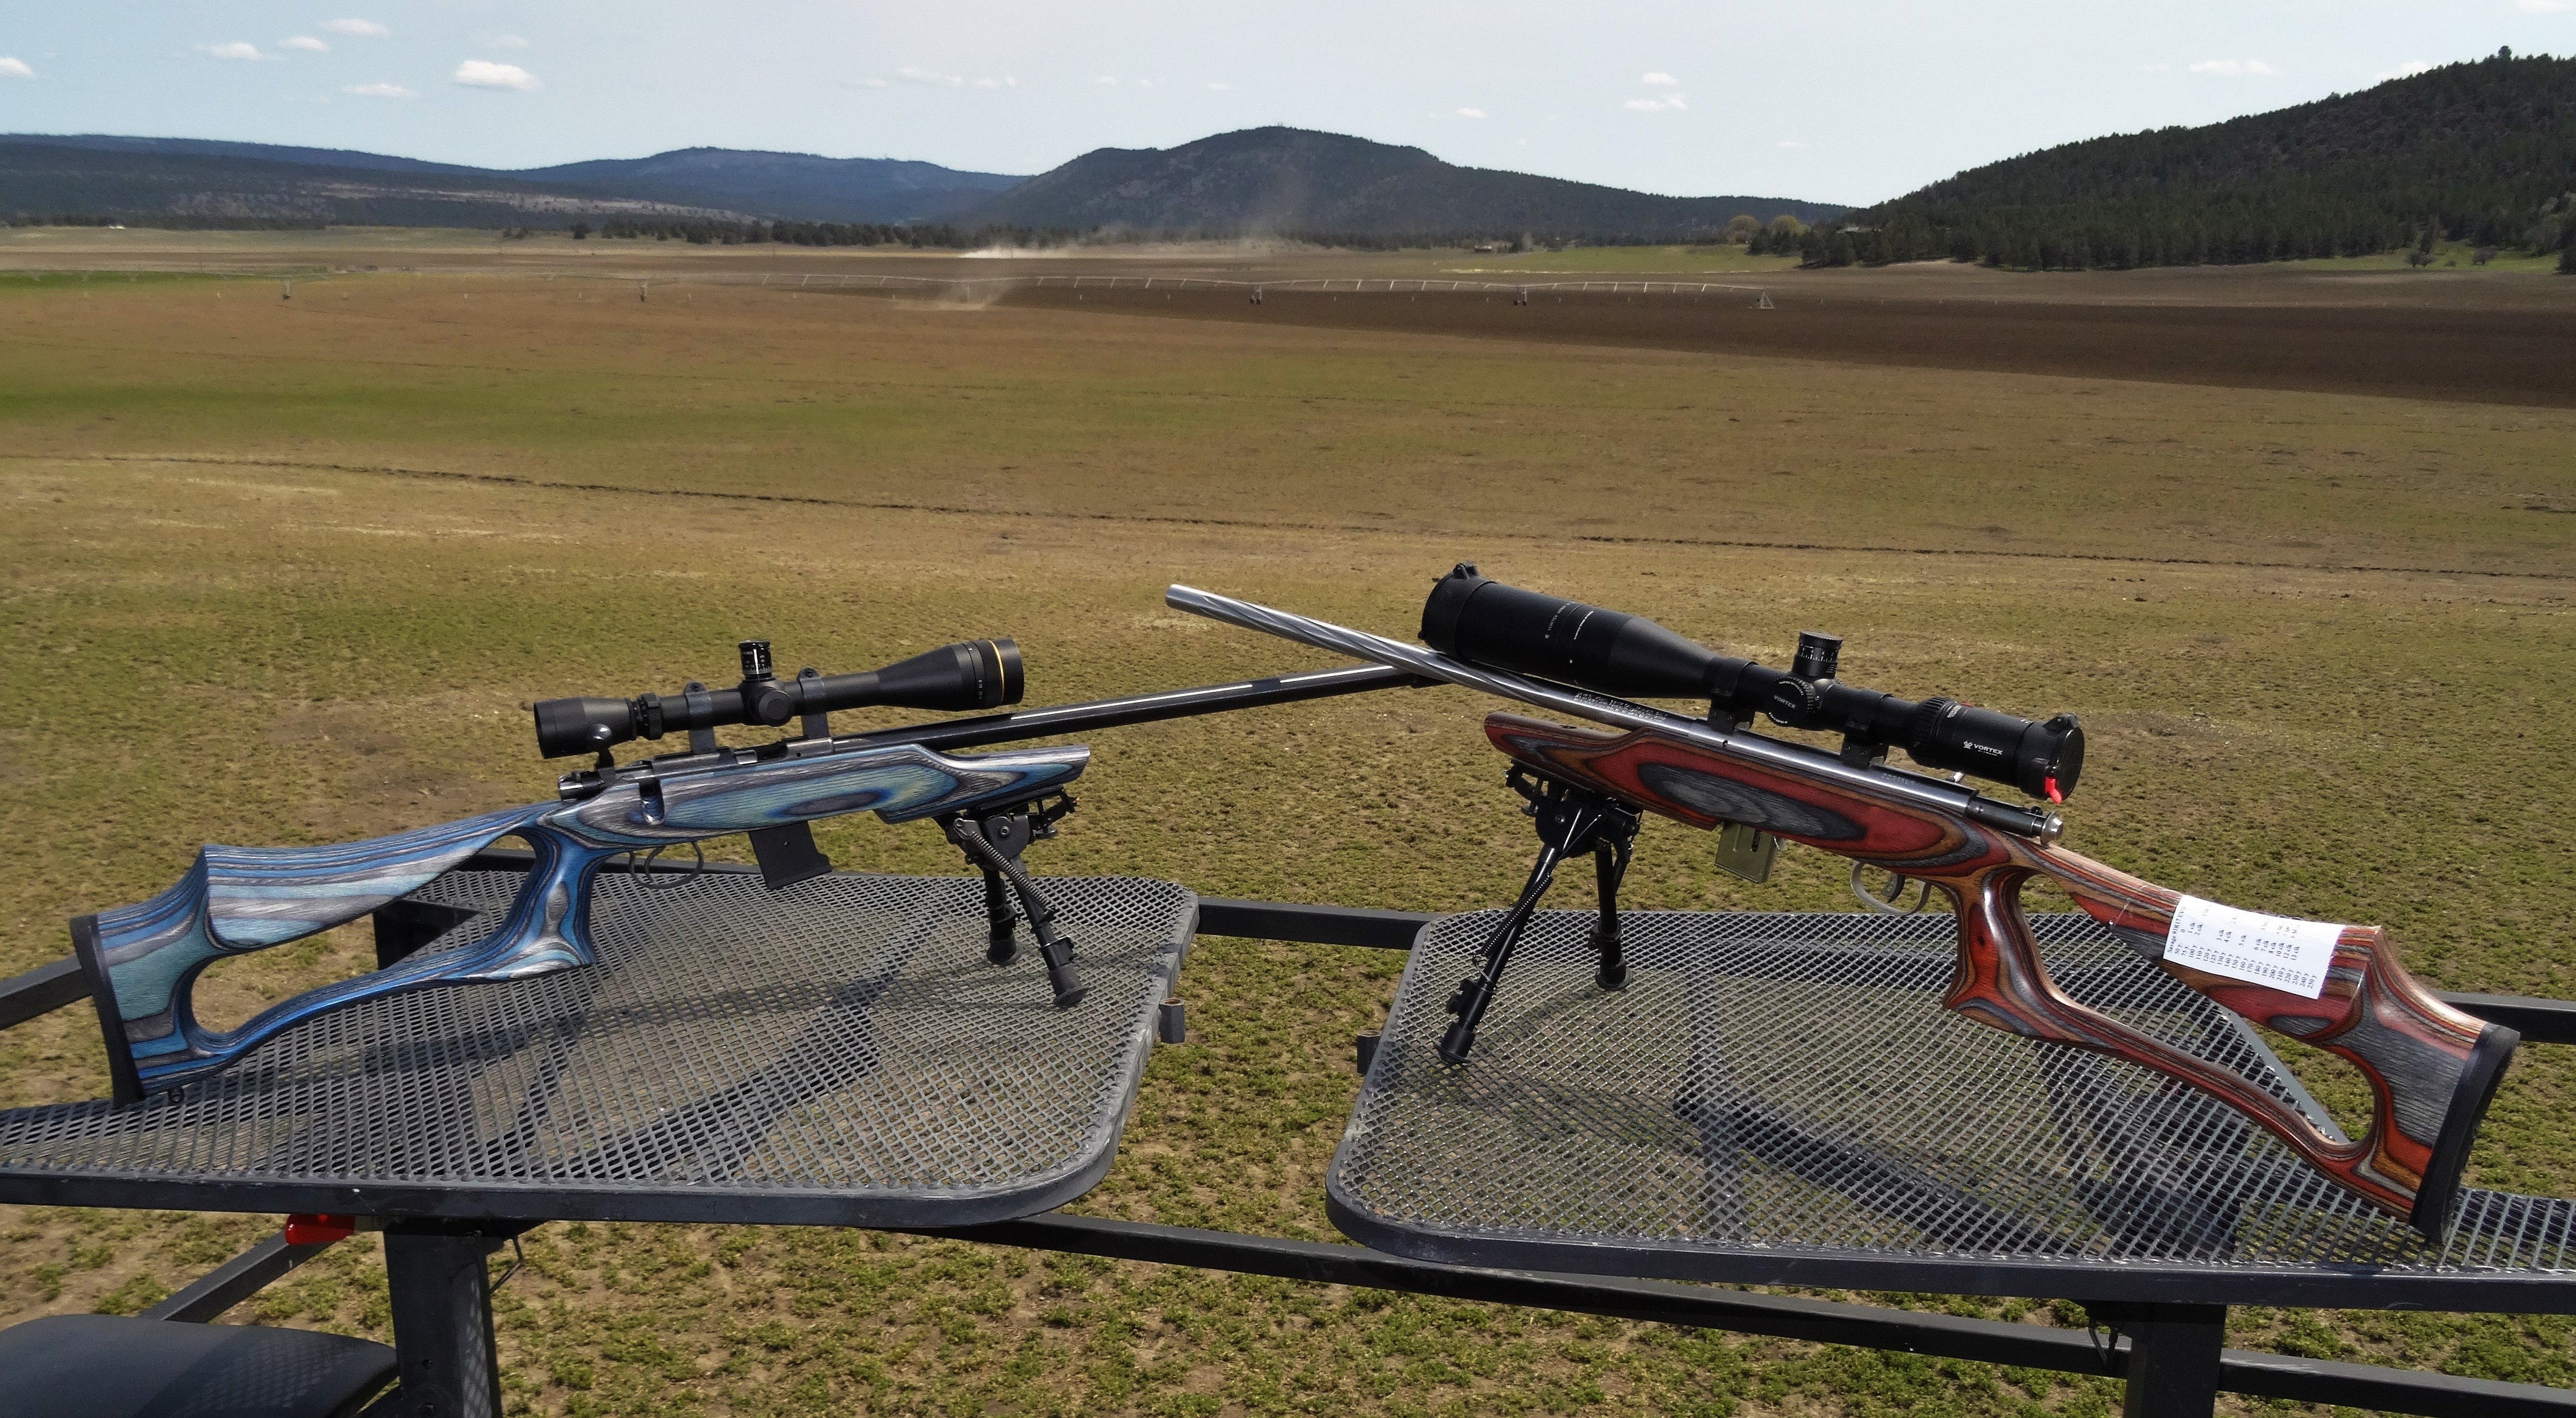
[1589,810,1639,990]
[944,814,1087,1009]
[1439,775,1614,1065]
[979,865,1018,964]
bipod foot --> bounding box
[1588,920,1628,991]
[1037,933,1087,1011]
[1438,976,1494,1065]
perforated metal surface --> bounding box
[1330,910,2576,1303]
[0,871,1195,1226]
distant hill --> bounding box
[954,127,1845,241]
[516,148,1018,224]
[0,135,1027,227]
[2,133,494,177]
[1823,50,2576,268]
[0,140,742,227]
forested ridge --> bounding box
[1791,50,2576,269]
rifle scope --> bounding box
[1419,564,2083,802]
[533,638,1023,759]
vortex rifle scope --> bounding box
[1419,565,2083,802]
[533,638,1023,759]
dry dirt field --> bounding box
[1,238,2572,1417]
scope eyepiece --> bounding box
[533,697,641,759]
[531,638,1023,759]
[1419,565,2083,802]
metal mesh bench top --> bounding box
[1330,909,2576,1310]
[0,870,1195,1227]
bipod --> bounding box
[942,792,1087,1008]
[1438,768,1640,1065]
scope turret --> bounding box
[532,638,1023,759]
[1419,564,2082,802]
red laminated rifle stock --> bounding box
[1487,712,2516,1237]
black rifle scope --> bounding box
[1419,564,2083,802]
[533,638,1023,759]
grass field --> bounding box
[2,255,2573,1416]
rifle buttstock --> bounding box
[1480,710,2513,1237]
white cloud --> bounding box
[1624,95,1686,112]
[2375,60,2437,81]
[344,82,415,98]
[1206,81,1231,91]
[0,56,30,79]
[1094,75,1119,85]
[885,66,1012,90]
[853,76,889,87]
[454,60,540,91]
[322,18,388,37]
[1457,106,1488,118]
[2188,59,2276,76]
[200,42,264,60]
[283,35,328,52]
[491,34,529,48]
[1137,78,1158,88]
[1777,140,1807,149]
[1641,71,1678,85]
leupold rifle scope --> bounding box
[1419,565,2083,801]
[533,638,1023,759]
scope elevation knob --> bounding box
[737,639,797,724]
[1792,631,1842,682]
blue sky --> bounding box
[0,3,2565,204]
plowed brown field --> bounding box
[970,283,2576,408]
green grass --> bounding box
[0,275,2566,576]
[0,272,2572,1414]
[0,269,249,294]
[2279,240,2566,274]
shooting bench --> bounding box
[2,856,2572,1418]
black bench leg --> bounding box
[2120,1304,2226,1418]
[381,1225,514,1418]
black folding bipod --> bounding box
[940,793,1087,1008]
[1438,768,1640,1064]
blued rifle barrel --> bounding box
[1163,584,2058,840]
[842,663,1428,752]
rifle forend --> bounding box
[1163,581,2518,1239]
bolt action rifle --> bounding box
[1166,571,2518,1239]
[75,635,1418,1102]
